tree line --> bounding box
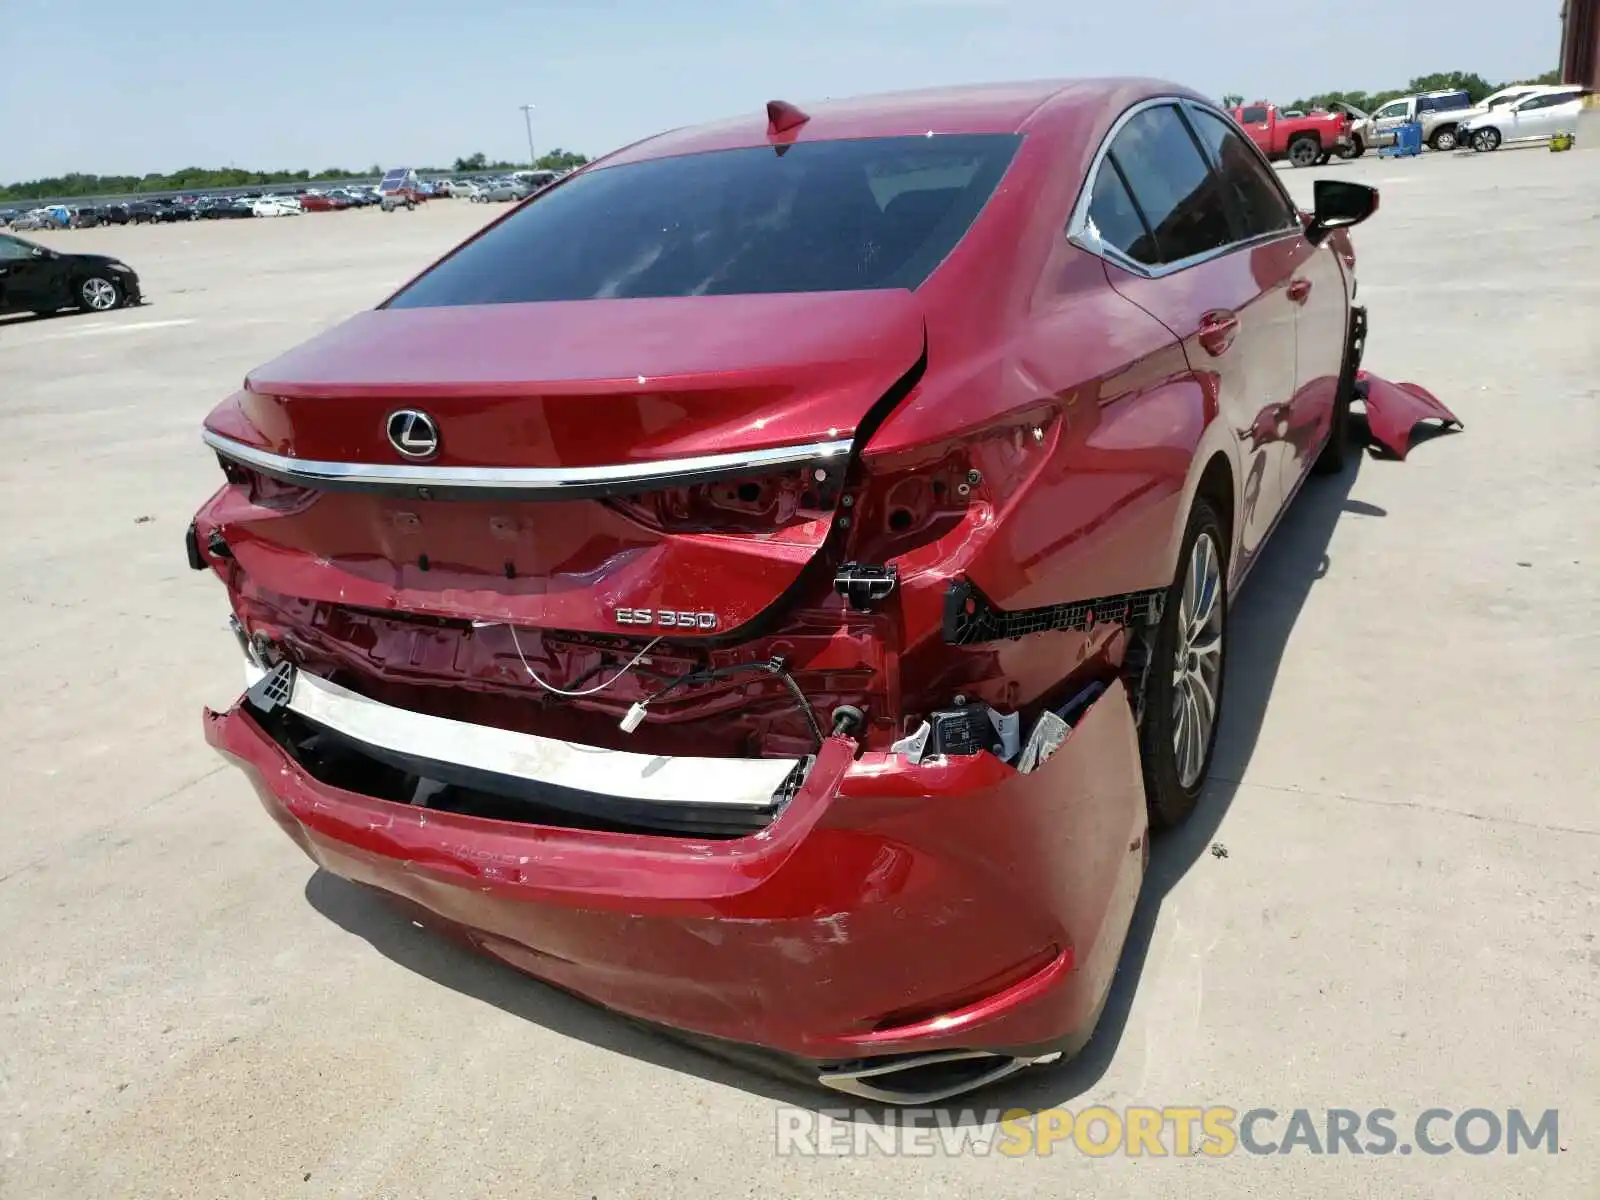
[1220,68,1564,115]
[0,149,590,203]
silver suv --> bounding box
[1367,89,1474,151]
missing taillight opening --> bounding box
[603,466,842,535]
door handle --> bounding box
[1197,310,1240,357]
[1287,278,1312,304]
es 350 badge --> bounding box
[614,608,719,630]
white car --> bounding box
[1461,86,1588,151]
[251,197,300,218]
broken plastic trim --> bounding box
[941,578,1165,646]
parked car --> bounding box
[179,81,1462,1105]
[199,197,255,220]
[149,199,196,223]
[251,197,300,218]
[297,192,337,212]
[0,232,142,316]
[1461,86,1590,151]
[10,210,53,232]
[474,178,529,202]
[0,208,18,227]
[1365,88,1474,151]
[441,179,479,198]
[1229,101,1352,165]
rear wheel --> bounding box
[1288,136,1320,167]
[1139,501,1227,828]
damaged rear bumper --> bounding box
[202,671,1147,1094]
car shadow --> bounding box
[0,310,70,327]
[302,420,1394,1119]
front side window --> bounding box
[1097,105,1234,267]
[389,134,1020,305]
[0,236,33,262]
[1188,108,1299,239]
[1373,101,1409,120]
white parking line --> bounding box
[34,318,196,340]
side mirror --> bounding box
[1305,179,1379,246]
[30,246,46,258]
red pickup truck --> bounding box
[1229,102,1353,167]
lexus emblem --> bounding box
[386,410,439,460]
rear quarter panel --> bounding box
[865,95,1239,646]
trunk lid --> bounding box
[201,292,924,637]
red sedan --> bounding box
[188,79,1456,1104]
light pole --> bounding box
[518,103,537,170]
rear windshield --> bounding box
[388,134,1021,305]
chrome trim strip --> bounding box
[817,1051,1036,1105]
[1066,95,1305,280]
[203,428,853,499]
[243,662,799,810]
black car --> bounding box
[198,197,253,219]
[148,199,195,223]
[0,232,142,316]
[73,205,128,228]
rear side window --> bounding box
[1096,105,1234,267]
[389,134,1020,305]
[1188,108,1299,239]
[1240,106,1269,124]
[1520,90,1580,110]
[1085,162,1158,264]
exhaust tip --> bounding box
[817,1049,1041,1105]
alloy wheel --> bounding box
[81,278,119,311]
[1435,129,1457,151]
[1171,531,1224,789]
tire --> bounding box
[1313,324,1359,477]
[1288,136,1320,167]
[1139,500,1228,829]
[77,275,123,313]
[1430,125,1459,152]
[1348,135,1366,158]
[1315,150,1331,165]
[1472,127,1501,152]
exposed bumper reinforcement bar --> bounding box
[242,661,800,812]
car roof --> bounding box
[601,78,1200,167]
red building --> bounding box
[1561,0,1599,89]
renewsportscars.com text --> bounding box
[775,1106,1561,1157]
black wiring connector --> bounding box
[619,655,826,750]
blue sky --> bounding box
[0,0,1562,180]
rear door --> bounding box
[1076,100,1299,578]
[1185,105,1346,497]
[1510,89,1582,141]
[1235,104,1273,155]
